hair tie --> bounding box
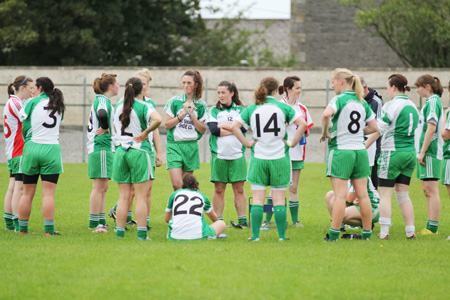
[99,77,102,81]
[53,87,56,91]
[128,83,133,87]
[14,76,28,89]
[404,85,407,89]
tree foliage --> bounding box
[0,0,295,67]
[339,0,450,68]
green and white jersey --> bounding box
[113,98,155,153]
[348,176,380,210]
[443,110,450,159]
[328,91,374,150]
[236,96,300,160]
[164,94,208,142]
[144,96,156,149]
[20,93,63,144]
[207,103,245,160]
[87,94,115,154]
[415,94,444,160]
[378,95,419,151]
[165,188,212,240]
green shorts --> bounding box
[149,149,156,177]
[113,148,153,184]
[441,159,450,185]
[7,156,22,174]
[166,141,200,171]
[378,150,416,180]
[354,206,380,223]
[416,156,441,180]
[247,156,291,188]
[88,150,114,179]
[21,142,63,175]
[210,155,247,183]
[291,160,304,170]
[326,149,369,180]
[168,223,217,241]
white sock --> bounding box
[379,217,391,236]
[405,225,415,237]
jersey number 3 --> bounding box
[255,113,281,137]
[173,195,204,217]
[43,107,58,129]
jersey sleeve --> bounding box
[164,97,176,118]
[200,192,213,213]
[197,101,208,122]
[426,100,440,125]
[378,105,392,136]
[165,192,177,212]
[327,96,338,114]
[146,103,156,124]
[287,105,301,125]
[236,107,250,126]
[20,98,35,121]
[363,100,375,122]
[207,107,218,123]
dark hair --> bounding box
[8,75,33,97]
[414,74,443,97]
[182,174,199,191]
[120,77,143,134]
[93,73,117,94]
[36,77,65,114]
[216,81,244,109]
[388,74,411,92]
[255,77,279,104]
[278,76,301,96]
[183,70,203,100]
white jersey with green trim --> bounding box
[378,95,418,151]
[113,98,155,152]
[236,96,300,160]
[327,91,374,150]
[20,93,63,144]
[207,103,245,160]
[165,189,212,240]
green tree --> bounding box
[0,0,203,66]
[339,0,450,67]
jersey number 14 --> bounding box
[255,113,281,137]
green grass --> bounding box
[0,163,449,299]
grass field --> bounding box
[0,163,449,299]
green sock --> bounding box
[340,223,346,232]
[427,220,439,233]
[137,227,147,240]
[264,198,273,222]
[288,201,299,224]
[89,214,99,228]
[44,220,55,235]
[13,215,19,231]
[328,228,340,240]
[113,203,118,212]
[147,216,150,227]
[4,213,14,230]
[116,226,125,239]
[362,229,372,240]
[238,215,247,224]
[251,205,263,239]
[127,211,132,223]
[99,213,106,226]
[19,219,29,233]
[274,205,287,239]
[218,216,224,221]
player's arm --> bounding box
[153,129,162,167]
[441,108,450,141]
[208,122,233,137]
[365,131,381,149]
[165,113,181,130]
[230,120,255,148]
[418,122,437,166]
[95,109,110,136]
[164,211,172,223]
[290,116,307,146]
[134,111,162,143]
[320,106,334,143]
[363,118,378,135]
[206,210,218,222]
[188,106,207,135]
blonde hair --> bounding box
[134,68,153,84]
[333,68,363,101]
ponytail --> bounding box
[8,75,33,97]
[254,77,279,104]
[93,73,117,94]
[36,77,65,114]
[333,68,363,101]
[388,74,410,93]
[278,76,301,99]
[120,77,143,134]
[351,74,364,101]
[415,74,443,97]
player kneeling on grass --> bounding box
[165,175,226,241]
[325,176,380,239]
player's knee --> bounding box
[395,191,411,205]
[325,191,335,204]
[289,185,298,194]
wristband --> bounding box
[177,114,182,122]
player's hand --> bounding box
[96,128,110,136]
[155,153,162,167]
[245,140,257,148]
[282,139,294,148]
[320,132,330,143]
[182,101,190,113]
[134,132,148,143]
[418,153,425,166]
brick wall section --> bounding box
[291,0,404,68]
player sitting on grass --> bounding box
[165,175,226,241]
[325,176,380,239]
